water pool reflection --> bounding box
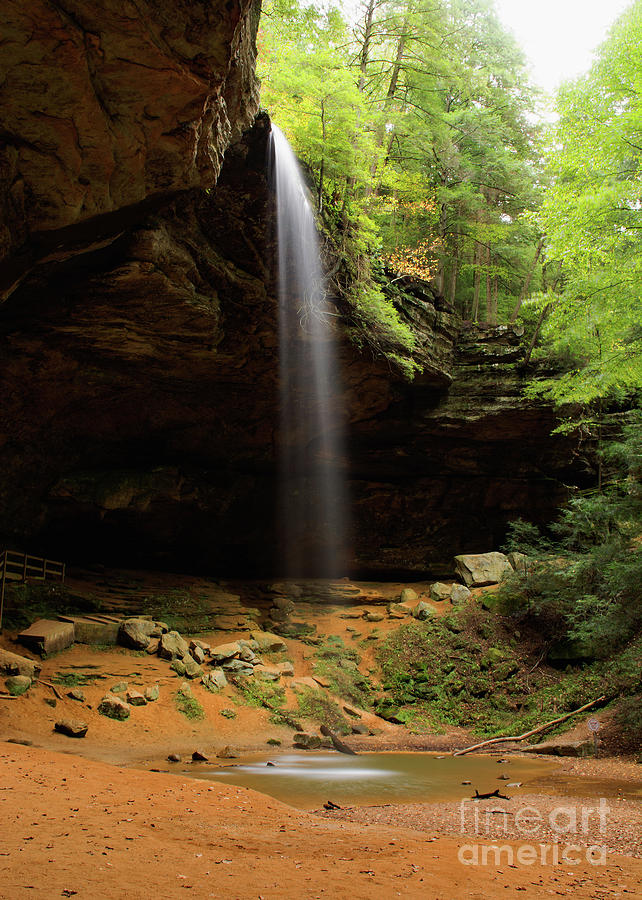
[191,752,556,810]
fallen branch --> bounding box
[37,679,63,700]
[473,788,510,801]
[0,695,18,700]
[453,695,606,757]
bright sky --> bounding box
[494,0,633,95]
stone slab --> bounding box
[18,619,74,655]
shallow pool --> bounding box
[190,752,557,810]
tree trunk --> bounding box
[485,245,492,324]
[472,243,481,322]
[510,237,545,322]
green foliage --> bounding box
[498,411,642,659]
[312,637,372,707]
[51,671,100,687]
[175,692,205,721]
[532,1,642,405]
[234,679,286,710]
[259,0,546,343]
[295,686,350,734]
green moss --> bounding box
[296,687,350,735]
[175,693,205,721]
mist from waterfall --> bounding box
[268,124,348,579]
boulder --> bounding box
[201,668,227,691]
[210,641,242,663]
[144,684,160,702]
[339,610,364,620]
[98,693,130,720]
[158,631,190,661]
[183,657,204,680]
[111,681,128,693]
[507,551,529,574]
[146,638,160,655]
[293,732,322,750]
[412,601,434,621]
[277,661,294,676]
[192,750,208,762]
[118,618,156,650]
[221,659,254,676]
[291,677,322,693]
[190,639,211,656]
[253,664,281,682]
[400,588,419,604]
[0,648,41,679]
[450,584,472,605]
[167,753,181,763]
[454,552,513,587]
[190,645,206,665]
[238,645,257,663]
[126,690,147,706]
[216,746,238,759]
[54,719,88,738]
[429,582,452,602]
[5,675,32,695]
[250,632,287,653]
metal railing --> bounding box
[0,550,66,631]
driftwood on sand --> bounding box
[453,695,606,757]
[472,788,510,801]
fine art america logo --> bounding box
[458,798,609,866]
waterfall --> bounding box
[268,124,348,579]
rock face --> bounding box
[0,0,261,299]
[0,3,590,580]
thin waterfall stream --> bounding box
[268,124,349,579]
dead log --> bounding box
[453,695,606,757]
[320,724,358,755]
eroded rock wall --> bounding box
[1,0,260,298]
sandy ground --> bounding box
[1,743,641,900]
[1,575,641,897]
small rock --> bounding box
[126,690,147,707]
[412,601,434,621]
[363,610,384,622]
[190,639,211,656]
[111,681,128,693]
[146,638,160,655]
[66,688,85,703]
[192,750,208,762]
[210,641,242,663]
[98,693,130,720]
[183,657,204,680]
[238,645,257,663]
[44,697,57,708]
[167,753,181,763]
[171,659,186,677]
[343,705,361,718]
[144,684,160,702]
[277,661,294,676]
[0,648,41,680]
[54,719,88,738]
[339,610,364,620]
[312,675,330,689]
[400,588,418,604]
[461,780,472,785]
[221,659,254,676]
[5,675,32,696]
[387,602,412,619]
